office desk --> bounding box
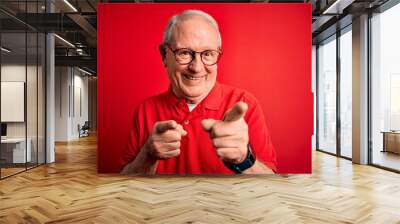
[382,131,400,154]
[1,138,31,163]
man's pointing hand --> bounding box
[202,102,249,164]
[146,120,187,160]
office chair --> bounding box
[79,121,90,138]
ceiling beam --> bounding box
[55,55,96,71]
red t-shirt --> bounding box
[121,82,277,174]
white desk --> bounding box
[1,138,31,163]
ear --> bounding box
[159,44,167,67]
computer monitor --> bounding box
[1,123,7,137]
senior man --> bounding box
[120,9,277,174]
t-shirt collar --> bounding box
[165,82,222,110]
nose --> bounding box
[188,53,204,73]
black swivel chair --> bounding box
[79,121,90,138]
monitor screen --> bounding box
[1,123,7,137]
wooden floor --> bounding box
[1,135,400,223]
[373,151,400,171]
[0,167,26,178]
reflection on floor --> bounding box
[0,163,42,179]
[0,167,25,178]
[0,135,400,223]
[373,150,400,171]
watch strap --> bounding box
[223,144,256,174]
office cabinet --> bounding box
[382,132,400,154]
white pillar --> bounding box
[352,14,369,164]
[46,1,55,163]
[46,33,55,163]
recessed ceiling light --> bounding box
[77,67,93,76]
[323,0,355,15]
[1,47,11,53]
[63,0,78,12]
[54,34,75,48]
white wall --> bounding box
[1,65,26,132]
[1,63,46,164]
[1,65,40,137]
[55,66,70,141]
[72,73,89,137]
[55,67,89,141]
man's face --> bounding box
[164,16,220,104]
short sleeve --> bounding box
[244,96,278,172]
[119,105,145,171]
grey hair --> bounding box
[162,9,222,47]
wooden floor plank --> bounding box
[0,135,400,223]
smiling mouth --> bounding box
[183,74,206,81]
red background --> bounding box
[97,3,312,173]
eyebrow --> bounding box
[173,45,219,51]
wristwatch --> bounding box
[223,144,256,174]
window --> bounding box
[339,27,352,158]
[317,35,337,154]
[0,1,46,179]
[371,2,400,171]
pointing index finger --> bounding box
[156,120,178,133]
[223,102,248,122]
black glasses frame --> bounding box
[166,45,222,66]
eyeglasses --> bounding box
[166,45,222,66]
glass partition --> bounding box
[371,3,400,171]
[0,1,46,179]
[339,27,352,158]
[317,35,337,154]
[1,30,28,177]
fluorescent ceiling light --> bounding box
[323,0,355,15]
[1,47,11,53]
[78,67,93,76]
[63,0,78,12]
[54,34,75,48]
